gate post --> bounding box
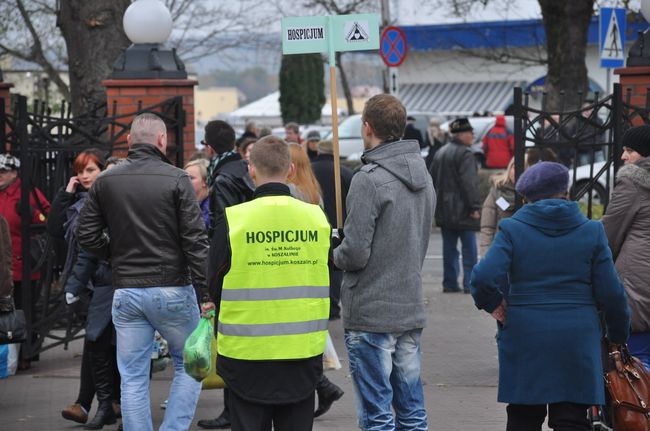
[102,79,197,166]
[0,73,14,152]
[102,0,197,166]
[513,87,525,210]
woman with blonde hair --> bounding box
[184,159,210,229]
[480,158,516,256]
[288,143,323,206]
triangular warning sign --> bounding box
[602,11,623,60]
[346,22,369,42]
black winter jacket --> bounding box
[77,144,209,298]
[429,139,481,230]
[208,154,255,236]
[65,248,113,341]
[311,154,354,228]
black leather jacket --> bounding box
[208,154,255,236]
[429,138,481,231]
[77,144,209,298]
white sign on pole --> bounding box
[600,7,626,68]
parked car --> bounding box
[325,111,433,160]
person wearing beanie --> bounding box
[470,160,630,430]
[602,125,650,370]
[514,161,569,202]
[305,130,321,161]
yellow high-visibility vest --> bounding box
[217,194,331,361]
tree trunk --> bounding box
[335,52,355,115]
[539,0,594,111]
[57,0,131,116]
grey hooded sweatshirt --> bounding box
[334,139,436,333]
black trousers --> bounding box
[229,390,314,431]
[87,323,119,404]
[506,402,591,431]
[329,270,342,318]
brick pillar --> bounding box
[615,66,650,125]
[102,79,197,165]
[0,82,13,152]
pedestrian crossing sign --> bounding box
[600,7,626,68]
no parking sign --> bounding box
[380,26,407,67]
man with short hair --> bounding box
[334,94,434,430]
[203,120,255,237]
[77,113,214,431]
[209,135,331,431]
[199,121,254,428]
[430,117,481,293]
[284,122,301,145]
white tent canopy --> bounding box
[225,91,344,127]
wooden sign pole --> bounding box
[328,16,343,229]
[329,66,343,229]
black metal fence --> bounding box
[1,94,186,357]
[513,83,650,218]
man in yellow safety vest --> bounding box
[207,135,331,431]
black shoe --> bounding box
[84,402,117,430]
[443,288,462,293]
[197,414,231,429]
[463,288,471,294]
[315,379,344,418]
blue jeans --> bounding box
[441,228,477,292]
[628,332,650,372]
[344,329,428,431]
[112,286,201,431]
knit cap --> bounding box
[622,126,650,157]
[515,161,569,202]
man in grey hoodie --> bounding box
[333,94,435,430]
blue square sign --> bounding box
[600,7,626,68]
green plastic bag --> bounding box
[183,311,215,382]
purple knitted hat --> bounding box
[515,161,569,202]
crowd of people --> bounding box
[0,91,649,431]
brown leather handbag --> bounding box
[605,344,650,430]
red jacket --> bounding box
[482,116,514,169]
[0,178,50,281]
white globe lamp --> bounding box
[123,0,173,45]
[110,0,186,79]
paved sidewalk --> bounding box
[0,231,510,430]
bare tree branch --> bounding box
[1,0,71,100]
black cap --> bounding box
[622,126,650,157]
[450,118,473,133]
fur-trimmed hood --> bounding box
[617,158,650,190]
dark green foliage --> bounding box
[279,53,325,124]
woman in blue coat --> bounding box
[470,162,630,431]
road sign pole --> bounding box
[328,16,343,229]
